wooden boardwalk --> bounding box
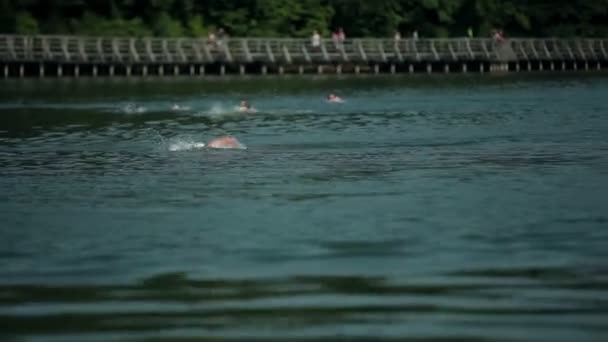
[1,35,607,77]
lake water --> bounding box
[1,74,607,341]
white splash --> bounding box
[171,104,191,112]
[168,139,206,151]
[209,103,231,115]
[122,103,147,114]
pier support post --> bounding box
[539,61,543,71]
[573,62,578,71]
[39,64,44,77]
[143,65,148,76]
[56,64,62,77]
[93,65,98,77]
[527,62,531,72]
[561,61,566,71]
[298,65,304,75]
[426,64,432,74]
[597,61,601,71]
[585,61,589,71]
[3,65,8,78]
[550,62,554,71]
[159,65,164,76]
[337,64,342,74]
[75,65,79,77]
[462,63,467,73]
[374,64,380,74]
[355,65,360,74]
[317,65,323,74]
[173,65,179,76]
[261,65,267,75]
[279,66,284,75]
[480,63,485,73]
[126,65,131,77]
[190,65,194,76]
[390,64,396,74]
[444,64,450,73]
[109,65,114,76]
[409,64,414,73]
[199,65,205,75]
[221,64,226,75]
[239,64,245,75]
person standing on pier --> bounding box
[394,31,402,50]
[217,28,227,46]
[208,30,217,49]
[311,30,321,50]
[332,28,346,51]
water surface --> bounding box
[1,74,607,341]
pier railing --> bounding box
[1,35,607,76]
[3,35,606,64]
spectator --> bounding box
[493,29,504,42]
[467,26,473,38]
[207,30,217,49]
[332,27,345,50]
[338,27,345,42]
[311,30,321,49]
[217,28,226,46]
[394,30,402,50]
[412,30,419,40]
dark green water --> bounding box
[1,75,607,341]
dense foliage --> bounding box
[1,0,607,37]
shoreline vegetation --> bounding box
[1,0,608,38]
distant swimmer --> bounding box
[124,103,146,113]
[206,136,246,149]
[326,93,344,103]
[171,103,191,111]
[238,99,257,113]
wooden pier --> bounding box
[1,35,607,78]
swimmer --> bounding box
[125,103,146,113]
[238,99,257,113]
[326,93,344,103]
[206,135,245,149]
[171,103,191,111]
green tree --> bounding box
[2,0,608,38]
[15,11,38,34]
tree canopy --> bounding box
[1,0,607,37]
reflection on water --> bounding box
[1,75,608,341]
[1,267,607,341]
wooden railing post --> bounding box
[301,43,311,63]
[177,39,186,62]
[282,43,291,63]
[265,41,275,63]
[241,39,252,62]
[356,40,367,62]
[320,40,330,62]
[129,38,139,62]
[78,37,87,61]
